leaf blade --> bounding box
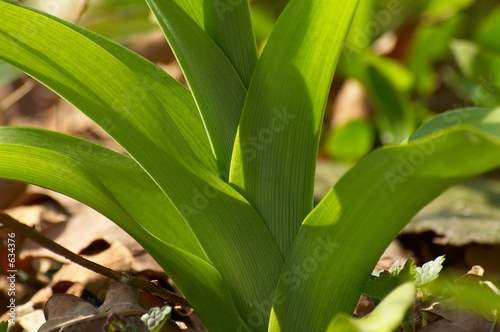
[0,4,284,327]
[204,0,257,87]
[146,0,248,176]
[270,108,500,331]
[0,127,250,331]
[230,0,360,257]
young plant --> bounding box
[1,0,500,331]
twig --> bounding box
[0,212,190,308]
[0,79,36,112]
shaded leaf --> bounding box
[230,0,360,257]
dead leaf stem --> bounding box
[0,212,190,308]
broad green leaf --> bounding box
[230,0,360,257]
[0,3,283,328]
[327,283,415,332]
[0,127,204,258]
[204,0,257,87]
[270,107,500,331]
[0,130,247,331]
[410,108,500,141]
[146,0,248,176]
[141,238,249,332]
[0,0,216,174]
[0,321,7,332]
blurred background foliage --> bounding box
[3,0,500,163]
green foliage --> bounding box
[326,120,374,163]
[363,259,415,304]
[363,256,445,305]
[1,1,500,331]
[0,321,7,332]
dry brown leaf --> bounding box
[20,201,142,261]
[50,241,134,300]
[0,180,26,209]
[38,284,182,332]
[99,282,144,313]
[420,304,497,332]
[16,309,46,332]
[4,202,69,229]
[17,186,163,276]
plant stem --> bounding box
[401,304,416,332]
[0,212,190,308]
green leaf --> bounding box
[344,0,374,51]
[424,0,474,19]
[141,306,171,332]
[0,129,246,332]
[0,127,204,258]
[409,107,500,141]
[407,17,462,94]
[325,120,374,163]
[250,5,276,44]
[414,255,445,287]
[0,0,216,174]
[230,0,360,257]
[362,271,401,305]
[450,40,500,106]
[0,4,284,329]
[327,283,416,332]
[204,0,258,87]
[364,259,415,304]
[0,321,7,332]
[475,6,500,54]
[270,107,500,331]
[146,0,248,176]
[365,64,414,144]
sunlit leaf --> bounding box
[271,107,500,331]
[327,283,415,332]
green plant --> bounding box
[1,0,500,331]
